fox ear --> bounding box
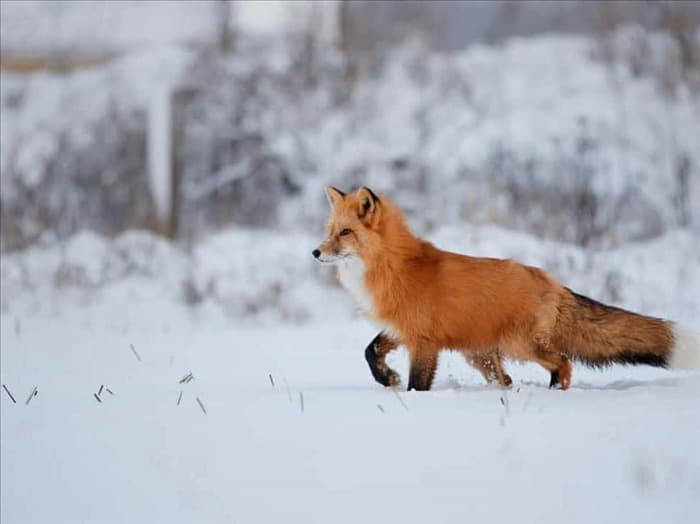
[325,186,346,207]
[357,186,380,219]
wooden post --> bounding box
[168,87,198,239]
[148,85,197,239]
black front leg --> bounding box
[364,332,400,387]
[407,350,438,391]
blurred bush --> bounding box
[1,1,698,251]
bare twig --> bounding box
[98,385,104,396]
[196,397,207,414]
[393,390,409,411]
[2,384,16,403]
[177,391,183,406]
[25,387,37,405]
[299,392,305,413]
[94,393,102,403]
[377,404,385,413]
[268,373,275,387]
[129,344,142,362]
[105,388,114,395]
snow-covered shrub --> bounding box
[0,227,344,322]
[2,29,699,251]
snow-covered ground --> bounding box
[2,3,699,520]
[2,226,699,523]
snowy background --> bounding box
[1,1,699,523]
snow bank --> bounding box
[2,225,698,326]
[0,228,345,324]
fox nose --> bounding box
[312,249,321,259]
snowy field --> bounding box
[2,2,699,521]
[2,227,699,524]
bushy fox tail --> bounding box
[669,325,700,370]
[555,290,699,370]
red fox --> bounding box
[313,186,699,391]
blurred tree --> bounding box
[658,0,700,77]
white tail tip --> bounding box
[669,326,700,370]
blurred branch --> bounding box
[215,0,235,54]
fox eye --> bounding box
[339,228,352,236]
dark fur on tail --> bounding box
[555,289,674,369]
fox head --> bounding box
[312,186,383,264]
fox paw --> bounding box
[386,370,401,387]
[549,361,572,390]
[549,372,570,390]
[486,372,512,388]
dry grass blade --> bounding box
[500,391,511,418]
[268,374,275,387]
[129,344,142,362]
[196,397,207,414]
[179,372,194,384]
[392,390,409,411]
[105,388,114,395]
[25,386,37,405]
[94,393,102,403]
[177,391,183,406]
[2,384,16,403]
[98,385,104,396]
